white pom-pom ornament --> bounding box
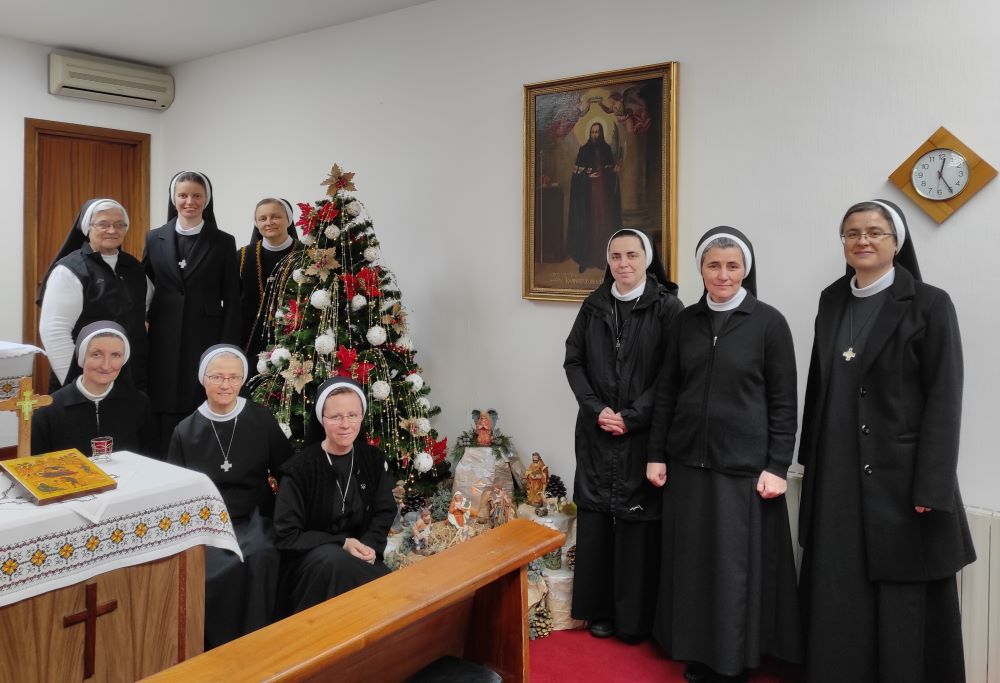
[405,373,424,392]
[325,224,340,240]
[415,417,431,436]
[351,294,367,311]
[363,246,378,262]
[413,451,434,473]
[370,380,391,401]
[315,334,335,355]
[396,335,413,351]
[346,200,361,217]
[310,289,332,309]
[416,397,430,410]
[270,347,291,365]
[300,233,314,246]
[292,268,306,284]
[366,325,387,346]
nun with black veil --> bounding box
[646,227,801,681]
[797,200,975,682]
[563,228,683,642]
[143,171,241,454]
[273,377,396,614]
[238,197,298,383]
[167,344,292,648]
[38,198,150,391]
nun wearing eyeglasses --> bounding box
[238,197,298,383]
[273,377,396,614]
[564,228,683,642]
[646,227,801,682]
[797,200,975,682]
[32,321,155,457]
[38,198,150,392]
[167,344,292,648]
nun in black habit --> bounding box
[646,227,801,681]
[32,321,155,457]
[167,344,292,649]
[273,378,396,615]
[238,197,298,383]
[143,171,241,454]
[564,228,683,642]
[38,198,149,391]
[798,200,975,682]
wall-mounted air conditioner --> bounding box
[48,51,175,110]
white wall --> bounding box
[0,35,165,444]
[7,0,1000,510]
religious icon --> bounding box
[525,452,550,510]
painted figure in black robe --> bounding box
[38,198,149,392]
[647,228,801,681]
[567,122,622,272]
[143,171,240,454]
[564,229,682,642]
[238,197,298,385]
[798,200,975,683]
[167,344,292,649]
[32,321,155,457]
[274,378,396,614]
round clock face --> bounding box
[911,148,970,201]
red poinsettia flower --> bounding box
[425,436,448,464]
[296,203,318,234]
[357,267,382,297]
[367,434,381,447]
[352,360,375,385]
[284,298,303,334]
[340,273,358,300]
[335,345,358,377]
[318,201,340,222]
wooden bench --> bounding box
[144,518,565,682]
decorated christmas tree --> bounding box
[250,164,449,495]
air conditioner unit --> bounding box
[48,51,175,110]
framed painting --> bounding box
[523,62,678,301]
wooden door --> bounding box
[22,119,151,395]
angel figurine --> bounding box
[471,409,498,446]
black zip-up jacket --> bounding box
[647,291,797,478]
[564,275,683,520]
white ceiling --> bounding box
[0,0,434,66]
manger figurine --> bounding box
[487,483,515,528]
[448,491,472,542]
[412,507,433,555]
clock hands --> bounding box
[936,156,955,195]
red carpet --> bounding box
[529,630,802,682]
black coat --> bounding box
[798,266,975,581]
[143,219,240,414]
[31,381,156,457]
[564,277,683,520]
[647,291,797,478]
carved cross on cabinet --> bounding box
[63,582,118,679]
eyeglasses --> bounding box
[841,230,895,244]
[322,413,362,425]
[206,374,243,386]
[92,221,128,232]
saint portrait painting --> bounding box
[523,62,678,301]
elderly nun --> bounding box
[273,377,397,614]
[797,200,975,682]
[564,228,683,642]
[32,320,154,457]
[38,198,150,391]
[167,344,292,648]
[646,227,801,681]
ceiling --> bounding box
[0,0,434,66]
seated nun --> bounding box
[31,321,155,457]
[274,377,396,614]
[167,344,292,649]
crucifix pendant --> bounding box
[178,259,187,269]
[842,347,856,362]
[221,459,232,472]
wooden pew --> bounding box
[144,518,565,682]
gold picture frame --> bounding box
[523,62,678,302]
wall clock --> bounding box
[888,126,996,223]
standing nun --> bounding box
[168,344,292,648]
[143,171,241,454]
[646,227,801,681]
[238,197,298,382]
[798,200,975,682]
[38,198,150,391]
[564,228,683,642]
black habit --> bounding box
[143,218,240,447]
[563,274,683,638]
[798,266,975,682]
[167,400,292,648]
[567,125,622,271]
[31,380,155,457]
[273,440,396,615]
[238,239,296,380]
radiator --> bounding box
[786,474,998,681]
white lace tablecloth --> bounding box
[0,451,241,607]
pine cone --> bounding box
[401,491,426,515]
[566,544,576,570]
[545,474,567,500]
[530,605,553,639]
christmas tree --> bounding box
[250,164,449,495]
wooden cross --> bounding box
[63,582,118,679]
[0,377,53,457]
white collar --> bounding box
[175,220,204,236]
[100,252,119,267]
[197,397,247,422]
[262,235,293,252]
[611,279,646,302]
[76,376,114,402]
[707,286,747,312]
[851,267,895,298]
